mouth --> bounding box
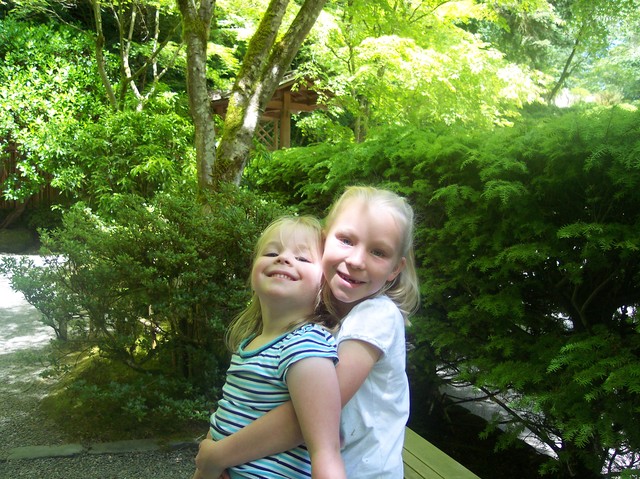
[337,271,365,285]
[269,272,297,281]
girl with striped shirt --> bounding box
[192,216,346,479]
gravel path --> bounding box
[0,255,199,478]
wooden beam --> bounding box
[266,100,320,112]
[280,91,291,148]
[402,428,482,479]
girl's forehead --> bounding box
[263,225,321,251]
[335,199,390,225]
[332,200,404,247]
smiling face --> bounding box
[322,198,406,314]
[251,222,323,320]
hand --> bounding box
[194,438,226,479]
[191,470,228,479]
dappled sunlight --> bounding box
[0,361,52,394]
[1,262,55,355]
[0,329,53,355]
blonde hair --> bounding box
[323,186,420,321]
[225,215,337,352]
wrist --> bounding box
[196,438,231,474]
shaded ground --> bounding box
[0,262,66,458]
[0,257,200,478]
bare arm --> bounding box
[287,356,345,479]
[195,339,381,470]
[335,339,381,407]
[192,431,227,479]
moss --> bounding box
[0,228,39,253]
[39,350,208,444]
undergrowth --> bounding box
[40,343,212,443]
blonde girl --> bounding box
[196,187,420,478]
[193,216,346,479]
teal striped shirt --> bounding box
[210,323,338,478]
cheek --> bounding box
[249,267,260,291]
[321,256,333,279]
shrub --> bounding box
[2,186,289,398]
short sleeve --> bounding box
[278,324,338,381]
[337,296,404,356]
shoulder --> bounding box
[278,324,338,375]
[285,323,335,345]
[337,296,404,351]
[280,324,337,357]
[350,296,401,317]
[342,296,404,330]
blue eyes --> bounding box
[337,237,387,258]
[263,252,312,263]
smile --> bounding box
[269,273,296,281]
[338,271,365,284]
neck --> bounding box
[259,302,311,337]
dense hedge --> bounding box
[246,104,640,477]
[1,186,289,410]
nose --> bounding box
[275,251,293,264]
[345,246,366,269]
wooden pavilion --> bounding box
[210,74,326,150]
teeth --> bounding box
[271,273,294,280]
[339,272,362,284]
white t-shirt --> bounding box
[337,295,409,478]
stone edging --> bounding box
[2,438,198,462]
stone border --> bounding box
[2,439,198,461]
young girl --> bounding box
[192,215,346,479]
[195,186,420,478]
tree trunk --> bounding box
[90,0,118,110]
[215,0,328,184]
[176,0,217,193]
[0,200,28,229]
[547,23,586,103]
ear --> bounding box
[387,257,406,282]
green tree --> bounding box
[478,0,640,103]
[0,17,105,224]
[88,0,184,111]
[246,105,640,477]
[1,187,288,388]
[411,106,640,477]
[294,0,546,144]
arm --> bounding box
[287,356,346,479]
[193,401,302,473]
[192,431,228,479]
[335,339,381,407]
[194,338,382,470]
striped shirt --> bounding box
[210,323,338,479]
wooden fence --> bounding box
[1,138,58,210]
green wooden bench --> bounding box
[403,427,482,479]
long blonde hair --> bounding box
[225,215,337,352]
[322,186,420,321]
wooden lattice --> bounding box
[255,119,280,151]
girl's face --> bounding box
[251,225,323,316]
[322,199,406,313]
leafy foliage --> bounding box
[0,17,105,201]
[249,105,640,477]
[55,105,195,210]
[1,186,289,393]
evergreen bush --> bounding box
[247,104,640,477]
[1,185,289,429]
